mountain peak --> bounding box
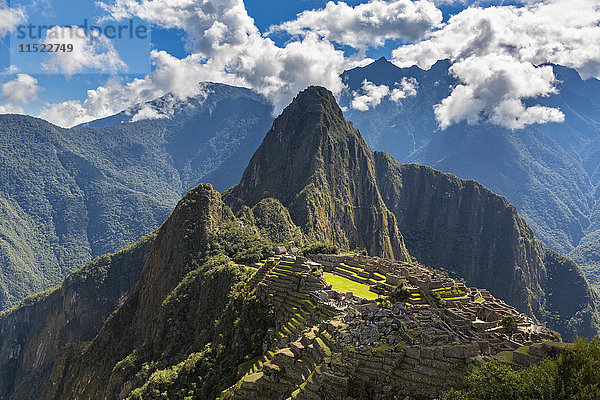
[283,85,345,122]
[264,85,355,150]
[224,87,409,259]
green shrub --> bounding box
[301,242,338,256]
[438,338,600,400]
[389,284,410,302]
[500,315,518,335]
[433,292,446,308]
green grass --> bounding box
[445,296,469,301]
[373,272,386,281]
[432,286,453,292]
[322,272,378,300]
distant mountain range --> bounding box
[339,57,600,288]
[0,83,272,309]
[0,86,597,400]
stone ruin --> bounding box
[219,253,562,400]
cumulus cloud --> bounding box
[434,54,564,130]
[269,0,442,49]
[1,74,40,104]
[130,103,169,122]
[390,77,418,101]
[39,0,593,131]
[98,0,263,55]
[2,65,20,75]
[351,77,418,111]
[128,89,211,122]
[390,0,597,128]
[38,52,220,127]
[0,73,38,117]
[351,80,390,111]
[41,26,127,76]
[42,0,363,127]
[0,104,25,114]
[392,0,600,79]
[0,1,26,38]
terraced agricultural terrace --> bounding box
[220,252,561,400]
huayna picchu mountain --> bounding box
[224,86,409,261]
[0,86,597,400]
[225,86,600,339]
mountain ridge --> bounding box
[225,86,600,338]
[224,86,410,260]
[0,83,274,309]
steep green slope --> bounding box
[0,83,273,309]
[224,86,409,260]
[43,184,281,400]
[0,116,171,308]
[0,232,154,400]
[238,198,304,248]
[225,86,600,339]
[0,192,299,400]
[0,86,598,400]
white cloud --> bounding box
[0,1,26,38]
[269,0,442,49]
[38,0,594,131]
[1,74,40,104]
[351,80,390,111]
[0,104,25,114]
[390,0,597,128]
[392,0,600,79]
[40,52,244,127]
[39,53,204,127]
[390,77,418,101]
[43,0,360,127]
[2,65,20,75]
[130,103,168,122]
[98,0,262,55]
[351,77,418,111]
[41,26,127,76]
[434,54,564,130]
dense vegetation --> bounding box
[0,232,155,399]
[0,83,272,309]
[42,184,289,400]
[236,197,304,250]
[224,86,410,260]
[0,82,598,399]
[438,339,600,400]
[301,242,338,256]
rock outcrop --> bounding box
[224,86,410,260]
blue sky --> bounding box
[0,0,598,130]
[0,0,472,117]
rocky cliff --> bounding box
[0,83,273,310]
[0,86,598,400]
[0,233,154,400]
[44,184,277,400]
[224,86,409,260]
[373,155,600,338]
